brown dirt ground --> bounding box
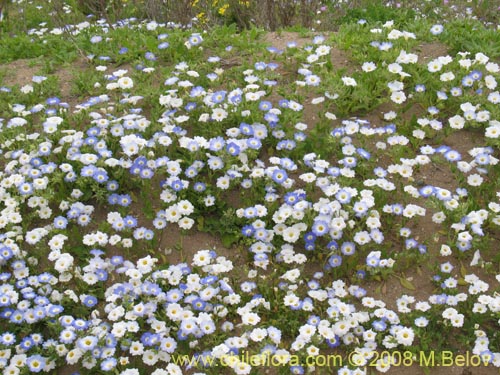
[416,42,450,62]
[263,31,320,50]
[0,57,90,108]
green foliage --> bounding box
[336,2,417,26]
[441,19,500,58]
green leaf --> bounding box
[460,263,467,278]
[197,216,205,231]
[221,233,237,248]
[399,277,416,290]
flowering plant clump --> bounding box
[0,1,499,375]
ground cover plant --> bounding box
[0,1,500,375]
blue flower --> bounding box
[304,241,315,251]
[73,318,89,330]
[206,72,218,80]
[271,169,288,184]
[92,170,109,183]
[255,61,267,70]
[239,122,254,135]
[226,142,240,156]
[356,270,366,279]
[165,289,183,303]
[444,150,461,162]
[192,182,206,193]
[105,335,117,348]
[241,225,255,237]
[0,332,15,345]
[254,253,268,263]
[291,365,305,374]
[20,336,35,350]
[326,335,341,348]
[284,192,298,205]
[415,84,426,93]
[47,304,64,317]
[303,232,316,242]
[140,332,160,347]
[356,148,371,159]
[366,255,380,267]
[328,255,342,268]
[96,269,108,281]
[312,220,329,236]
[145,52,157,61]
[419,185,435,198]
[117,194,132,206]
[82,295,98,308]
[258,101,272,111]
[192,298,207,311]
[372,319,387,331]
[470,70,482,80]
[0,246,13,261]
[46,97,61,106]
[77,335,98,351]
[100,357,117,371]
[335,189,351,204]
[405,238,418,249]
[10,310,24,324]
[26,355,46,373]
[60,329,76,344]
[211,90,226,103]
[18,182,33,195]
[340,242,356,256]
[456,240,471,252]
[188,33,203,46]
[140,168,154,179]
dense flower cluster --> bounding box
[0,6,499,375]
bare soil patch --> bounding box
[0,57,90,108]
[263,31,317,50]
[415,42,450,62]
[0,58,43,87]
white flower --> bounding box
[21,84,34,94]
[475,52,489,64]
[485,123,500,138]
[54,253,74,273]
[427,59,443,72]
[467,174,484,187]
[430,24,444,35]
[178,217,194,230]
[117,76,134,89]
[449,115,465,129]
[396,327,414,346]
[390,91,406,104]
[388,63,403,74]
[470,250,481,266]
[362,62,376,72]
[375,356,391,373]
[341,76,357,86]
[211,108,228,122]
[241,312,260,325]
[315,45,330,56]
[282,227,300,243]
[413,129,426,139]
[440,71,455,81]
[193,250,212,266]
